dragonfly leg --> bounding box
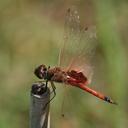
[43,82,56,110]
[50,81,56,99]
[44,66,51,90]
[45,80,48,90]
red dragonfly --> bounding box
[34,8,117,105]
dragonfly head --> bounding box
[34,64,47,79]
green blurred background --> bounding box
[0,0,127,128]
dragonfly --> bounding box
[34,8,117,105]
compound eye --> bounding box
[43,68,47,71]
[34,64,47,79]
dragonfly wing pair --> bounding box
[58,7,117,105]
[58,7,97,84]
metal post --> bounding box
[30,82,50,128]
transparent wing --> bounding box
[58,7,81,68]
[57,8,97,118]
[58,7,97,82]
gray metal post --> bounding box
[30,82,50,128]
